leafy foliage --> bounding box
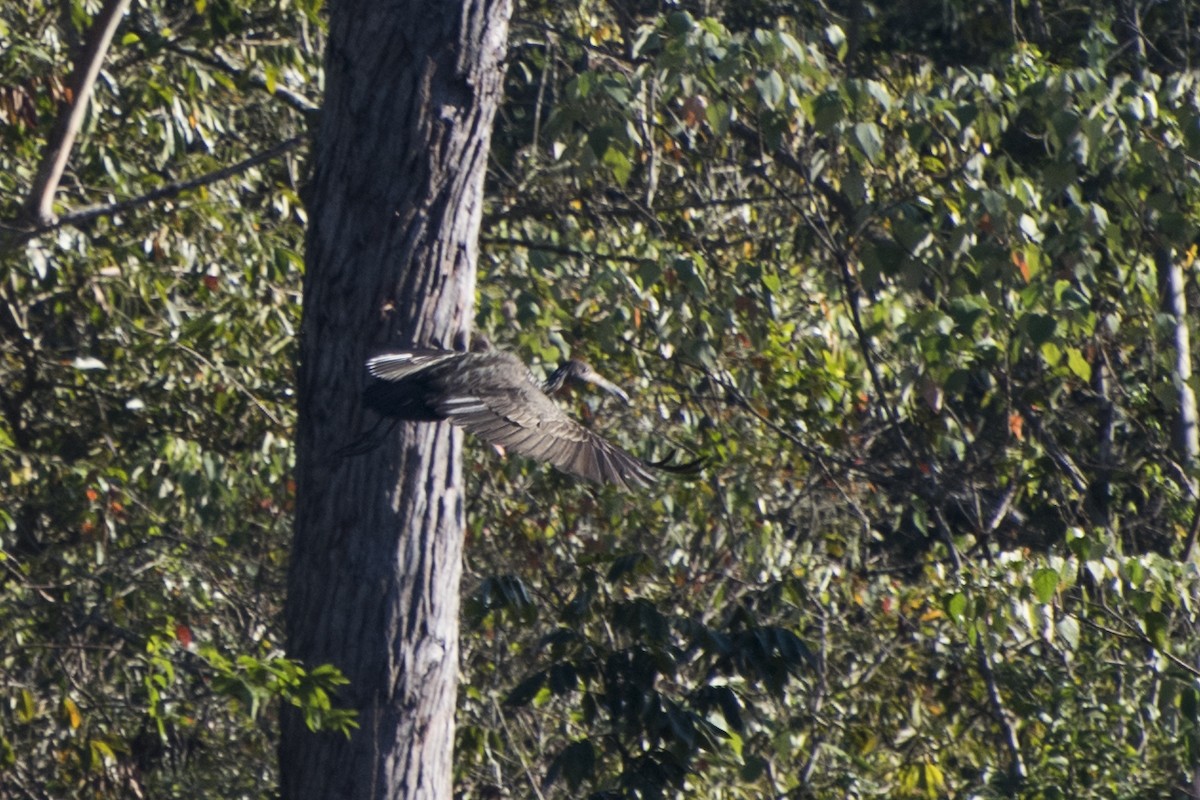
[0,0,339,797]
[4,0,1200,798]
[463,1,1200,797]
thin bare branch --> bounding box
[481,235,644,264]
[23,0,133,227]
[1079,607,1200,680]
[974,634,1028,785]
[52,135,307,230]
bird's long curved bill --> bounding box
[584,373,631,405]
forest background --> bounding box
[3,0,1200,798]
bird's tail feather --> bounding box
[647,450,707,476]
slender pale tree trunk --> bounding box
[281,2,511,799]
[1158,248,1199,467]
[1157,247,1200,800]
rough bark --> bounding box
[281,2,512,799]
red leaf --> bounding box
[1011,250,1030,283]
[1008,412,1024,441]
[175,624,193,649]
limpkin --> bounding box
[360,344,696,490]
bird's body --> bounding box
[362,347,688,490]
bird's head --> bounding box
[548,359,631,405]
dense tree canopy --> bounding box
[3,1,1200,798]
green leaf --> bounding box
[824,25,845,50]
[1066,347,1092,381]
[779,30,806,60]
[1055,616,1080,650]
[602,146,632,185]
[1143,611,1169,650]
[921,761,945,799]
[1032,567,1059,603]
[812,90,844,131]
[852,122,883,163]
[89,739,116,769]
[944,592,968,622]
[755,70,785,109]
[1024,313,1057,345]
[1182,686,1199,723]
[665,10,694,34]
[17,689,35,723]
[740,754,767,781]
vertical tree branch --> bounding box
[23,0,132,227]
[1091,345,1115,535]
[974,634,1028,789]
[1159,244,1200,798]
[1026,0,1050,47]
[1114,0,1147,80]
[1158,248,1199,471]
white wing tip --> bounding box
[366,351,426,380]
[366,352,414,367]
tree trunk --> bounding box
[281,2,511,799]
[1157,247,1198,467]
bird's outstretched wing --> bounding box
[434,386,657,490]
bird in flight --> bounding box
[359,343,698,490]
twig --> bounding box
[4,134,307,255]
[172,342,286,429]
[984,482,1020,535]
[54,135,307,230]
[168,44,320,115]
[1081,604,1200,679]
[481,235,644,264]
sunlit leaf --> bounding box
[1032,567,1059,603]
[62,697,81,730]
